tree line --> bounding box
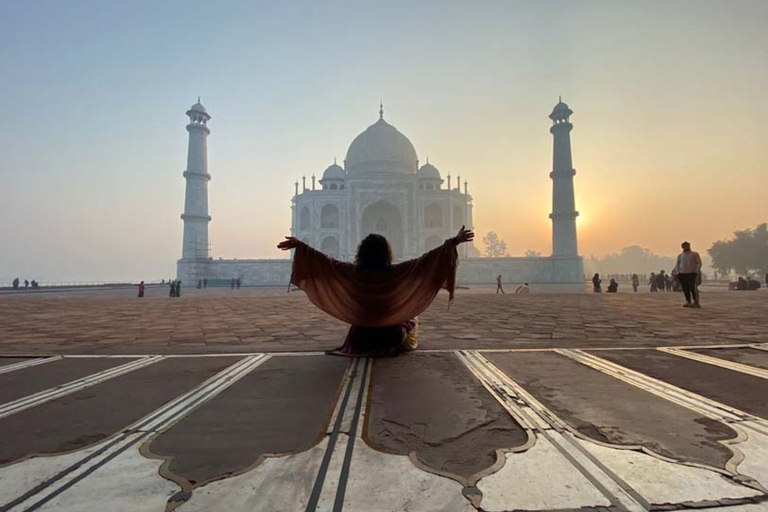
[708,223,767,279]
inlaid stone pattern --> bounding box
[364,353,530,485]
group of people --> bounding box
[591,274,620,293]
[10,278,39,290]
[495,275,530,294]
[733,276,762,291]
[168,279,182,298]
[591,242,704,308]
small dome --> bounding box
[549,98,573,120]
[345,116,418,175]
[322,163,345,180]
[189,100,208,115]
[418,162,441,179]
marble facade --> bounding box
[177,100,583,286]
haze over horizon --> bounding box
[1,1,766,283]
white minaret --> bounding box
[549,97,579,257]
[180,98,211,263]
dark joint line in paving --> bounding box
[305,358,361,512]
[333,358,370,512]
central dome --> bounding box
[345,114,418,176]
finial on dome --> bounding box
[198,96,201,104]
[379,101,384,120]
[334,157,337,165]
[558,95,562,103]
[426,156,429,164]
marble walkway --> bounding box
[0,345,766,512]
[0,289,766,511]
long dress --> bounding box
[290,240,458,356]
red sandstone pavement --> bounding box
[0,287,765,355]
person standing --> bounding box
[231,277,236,290]
[631,274,639,293]
[169,280,176,298]
[649,272,657,292]
[496,275,505,294]
[138,281,145,298]
[674,241,702,308]
[176,280,182,297]
[592,273,602,293]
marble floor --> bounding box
[0,288,766,511]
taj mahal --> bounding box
[177,100,583,286]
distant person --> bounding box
[138,281,145,298]
[736,277,748,290]
[203,278,208,289]
[592,273,602,293]
[514,282,530,294]
[197,279,202,289]
[656,271,666,292]
[231,277,236,290]
[607,278,618,293]
[236,277,242,289]
[496,274,505,294]
[631,274,639,293]
[176,280,182,297]
[673,241,702,308]
[649,272,657,292]
[664,274,673,292]
[169,280,176,298]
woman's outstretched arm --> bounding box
[277,237,303,251]
[449,225,475,247]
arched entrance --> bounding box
[361,200,404,260]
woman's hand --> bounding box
[453,226,475,245]
[277,237,301,251]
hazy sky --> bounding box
[1,1,766,282]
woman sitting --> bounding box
[278,226,474,357]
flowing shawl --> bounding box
[290,240,458,328]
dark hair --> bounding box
[355,234,393,272]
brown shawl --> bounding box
[290,241,458,328]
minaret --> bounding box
[549,97,579,257]
[181,98,212,262]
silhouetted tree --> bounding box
[708,223,768,277]
[483,231,508,258]
[524,249,542,258]
[583,245,677,276]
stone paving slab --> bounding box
[0,358,33,368]
[0,288,766,355]
[486,350,737,468]
[593,349,768,418]
[0,357,134,405]
[690,347,768,370]
[0,348,765,511]
[0,357,240,466]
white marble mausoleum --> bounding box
[177,100,583,286]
